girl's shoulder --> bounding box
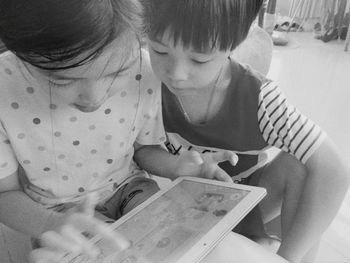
[0,52,37,108]
[0,51,19,76]
[0,51,26,90]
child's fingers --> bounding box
[40,230,81,254]
[205,151,238,166]
[228,152,239,166]
[213,167,233,183]
[94,225,131,251]
[68,194,130,253]
[60,225,100,259]
[75,192,98,217]
[29,247,63,263]
[184,151,203,165]
[68,213,130,251]
[200,163,232,183]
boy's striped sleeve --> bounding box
[257,81,327,163]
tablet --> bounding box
[63,176,266,263]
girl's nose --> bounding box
[77,81,104,105]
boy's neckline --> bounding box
[174,58,233,126]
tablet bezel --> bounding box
[173,177,266,262]
[63,176,266,263]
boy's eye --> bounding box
[152,48,168,55]
[192,59,211,64]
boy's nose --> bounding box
[167,60,188,82]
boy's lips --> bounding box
[167,82,190,91]
[169,84,198,93]
[166,79,197,91]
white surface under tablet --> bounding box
[63,177,266,263]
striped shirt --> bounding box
[258,81,326,163]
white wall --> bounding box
[276,0,291,16]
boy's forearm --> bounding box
[278,171,348,262]
[278,139,350,263]
[0,190,65,238]
[134,145,180,180]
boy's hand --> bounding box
[29,194,130,263]
[174,150,238,182]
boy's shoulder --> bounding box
[230,60,271,94]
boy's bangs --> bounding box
[147,0,263,51]
[149,1,219,51]
[148,0,247,51]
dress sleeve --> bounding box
[0,121,19,178]
[257,81,327,163]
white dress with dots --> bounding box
[0,50,165,207]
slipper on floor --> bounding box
[272,31,289,46]
[321,28,339,42]
[289,22,303,32]
[275,21,290,32]
[313,22,323,39]
[340,26,349,40]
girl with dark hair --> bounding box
[140,0,350,262]
[0,0,238,261]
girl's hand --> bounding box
[174,150,238,183]
[29,194,130,263]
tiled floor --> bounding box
[268,32,350,263]
[1,32,350,262]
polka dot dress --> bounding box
[0,50,165,205]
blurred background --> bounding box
[262,1,350,262]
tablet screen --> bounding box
[96,180,248,262]
[64,178,261,263]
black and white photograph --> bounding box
[0,0,349,262]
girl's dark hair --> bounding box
[144,0,264,51]
[0,0,143,70]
